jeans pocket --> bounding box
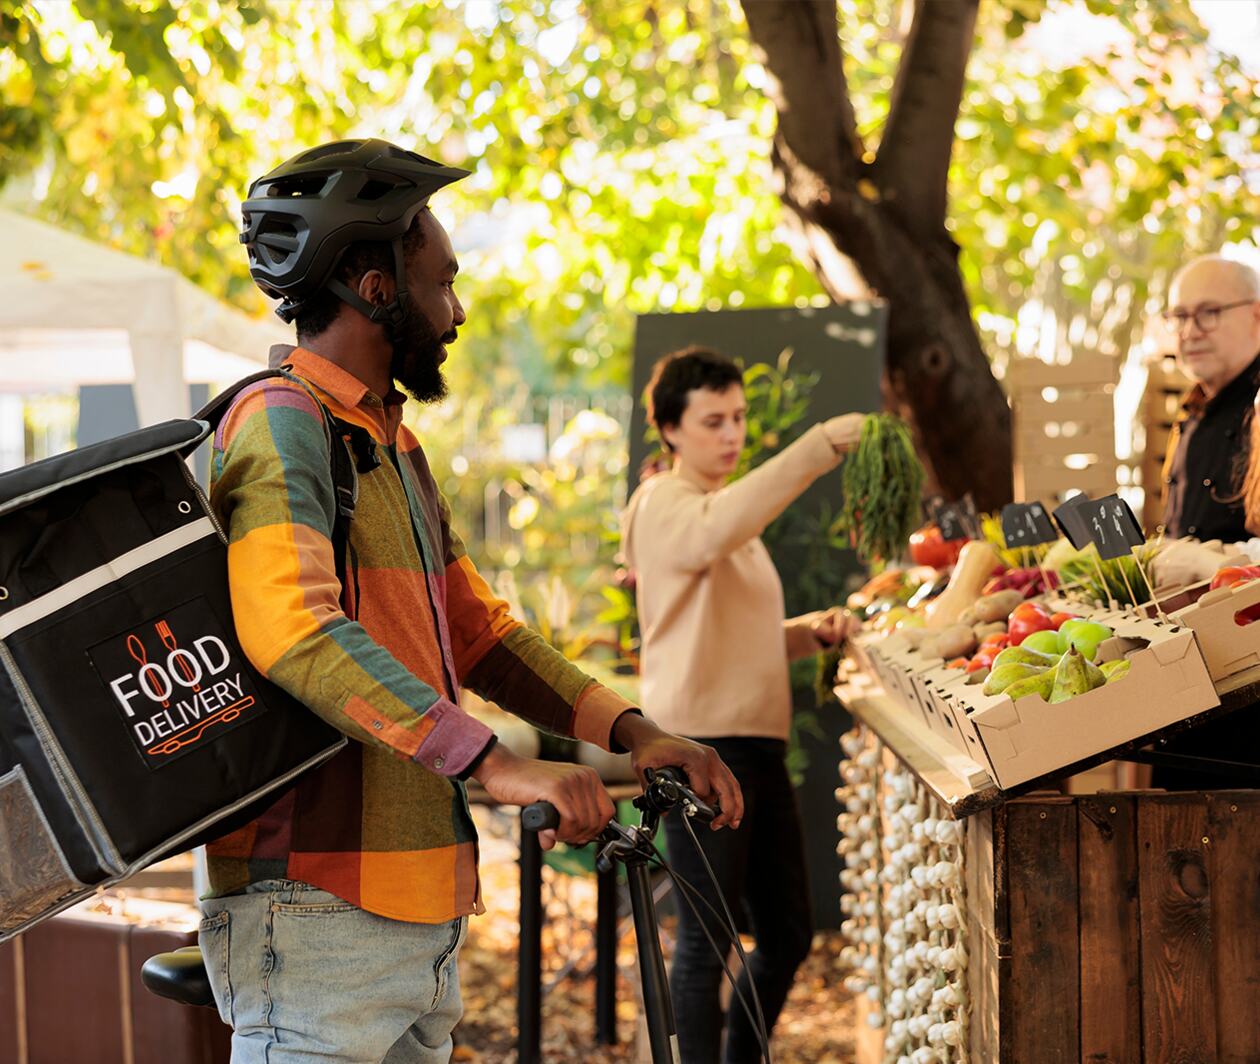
[198,909,233,1027]
[431,917,467,1009]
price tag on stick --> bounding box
[935,494,981,543]
[1051,494,1094,551]
[1001,502,1058,549]
[1084,495,1146,561]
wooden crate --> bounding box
[1140,354,1191,528]
[0,901,230,1064]
[969,792,1260,1063]
[1009,357,1120,505]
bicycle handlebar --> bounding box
[520,766,718,837]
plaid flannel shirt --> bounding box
[203,346,633,922]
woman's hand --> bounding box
[822,413,867,454]
[810,606,860,649]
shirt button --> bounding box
[1188,525,1198,535]
[1203,478,1213,487]
[433,756,445,769]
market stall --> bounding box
[833,499,1260,1063]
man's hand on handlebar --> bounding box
[472,745,615,851]
[612,713,744,830]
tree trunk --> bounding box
[742,0,1013,511]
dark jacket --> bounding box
[1161,353,1260,542]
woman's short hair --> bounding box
[645,346,743,450]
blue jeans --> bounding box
[663,738,814,1064]
[199,880,467,1064]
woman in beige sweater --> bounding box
[621,346,863,1063]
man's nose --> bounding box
[452,293,467,328]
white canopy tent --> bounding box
[0,208,288,425]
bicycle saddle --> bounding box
[140,946,215,1008]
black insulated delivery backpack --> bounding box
[0,370,356,942]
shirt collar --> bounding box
[267,344,407,412]
[1179,351,1260,420]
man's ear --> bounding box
[357,269,395,308]
[660,425,677,453]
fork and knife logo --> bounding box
[125,621,203,708]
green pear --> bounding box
[982,662,1048,696]
[992,645,1058,671]
[1100,659,1132,684]
[1049,647,1101,703]
[1004,668,1056,702]
[1057,619,1114,661]
[1020,629,1062,656]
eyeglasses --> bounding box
[1161,299,1257,334]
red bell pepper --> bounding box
[1210,565,1260,591]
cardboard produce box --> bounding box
[917,664,975,755]
[1168,579,1260,685]
[940,615,1218,789]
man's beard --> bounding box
[389,294,454,404]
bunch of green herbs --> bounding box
[835,413,925,564]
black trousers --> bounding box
[662,737,814,1064]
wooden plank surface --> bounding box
[837,686,999,816]
[1207,793,1260,1063]
[1003,798,1080,1064]
[1139,795,1217,1063]
[1078,796,1142,1063]
[965,810,1003,1063]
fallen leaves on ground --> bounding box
[453,808,855,1062]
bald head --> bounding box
[1167,254,1260,396]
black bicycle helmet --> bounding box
[239,138,470,329]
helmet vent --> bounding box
[264,173,332,198]
[356,178,402,202]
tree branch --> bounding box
[875,0,979,237]
[739,0,862,186]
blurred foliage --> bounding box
[0,0,819,401]
[2,0,1255,413]
[837,0,1260,357]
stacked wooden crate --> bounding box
[1010,356,1119,504]
[1139,353,1191,529]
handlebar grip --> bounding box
[521,802,560,832]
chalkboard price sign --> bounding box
[933,495,979,543]
[1052,494,1095,551]
[1084,494,1146,560]
[1001,502,1059,549]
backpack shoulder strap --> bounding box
[196,368,361,616]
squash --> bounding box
[924,540,1001,628]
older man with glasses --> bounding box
[1160,254,1260,543]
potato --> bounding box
[919,636,942,660]
[934,623,978,661]
[957,607,979,628]
[973,621,1007,643]
[974,589,1026,624]
[901,627,931,650]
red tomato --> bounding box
[1236,603,1260,626]
[1050,612,1077,630]
[1210,565,1260,591]
[945,657,969,669]
[980,632,1010,649]
[1007,602,1055,646]
[909,525,967,570]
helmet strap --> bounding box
[325,236,410,340]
